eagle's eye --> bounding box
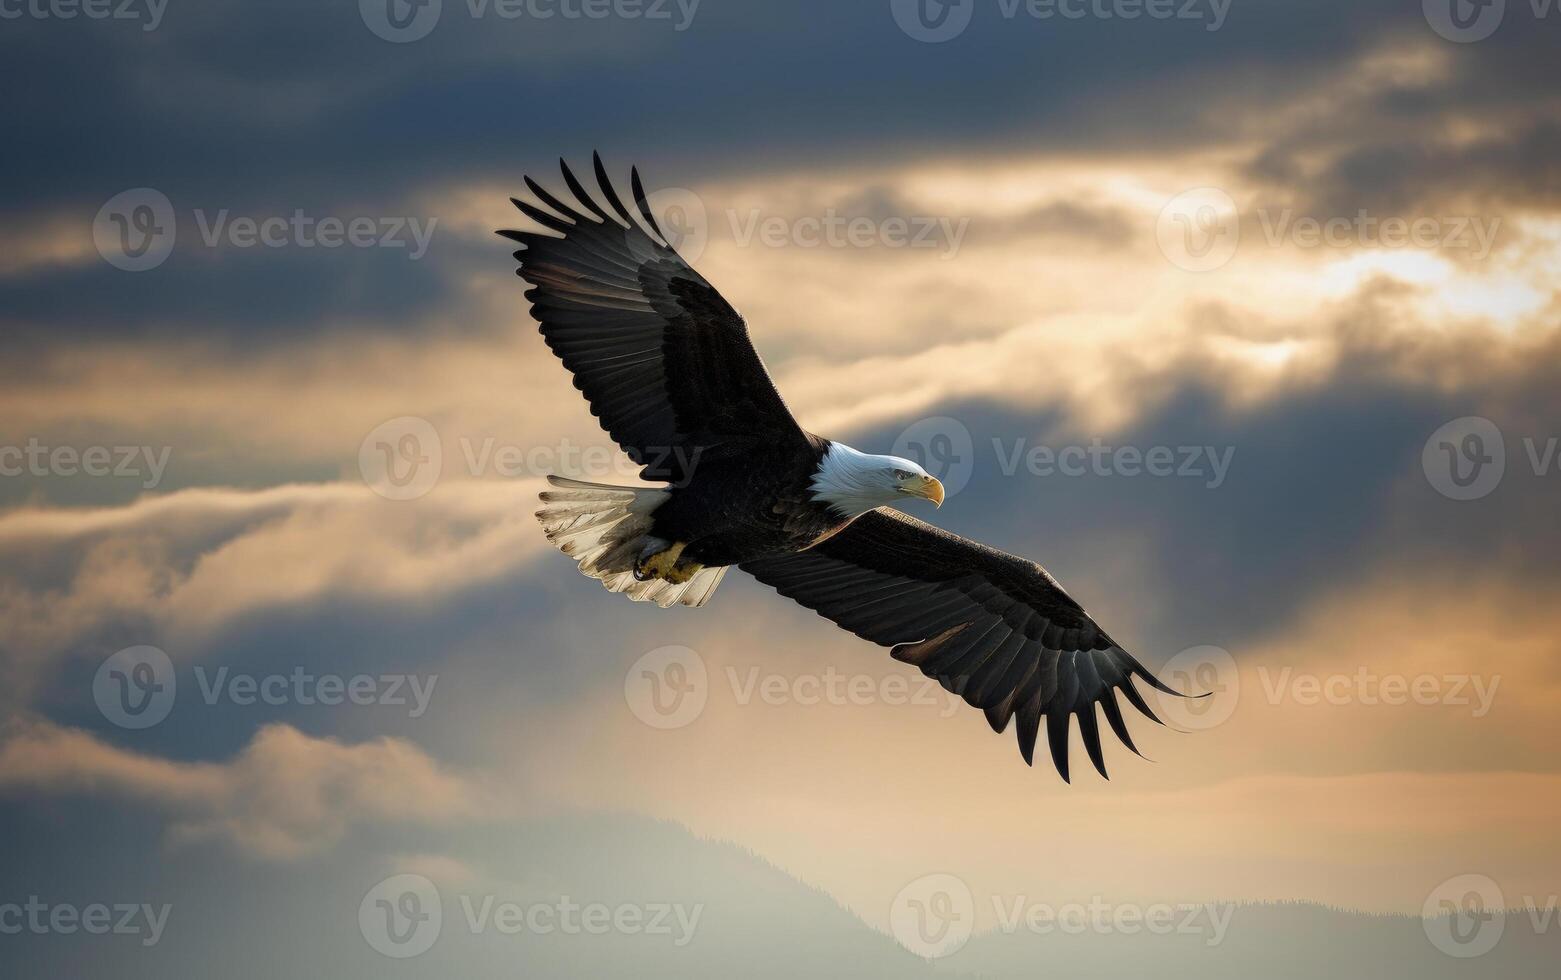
[892,469,915,481]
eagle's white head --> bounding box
[809,442,946,519]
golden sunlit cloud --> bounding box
[0,720,491,860]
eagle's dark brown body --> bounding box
[650,435,840,568]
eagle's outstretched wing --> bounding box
[501,154,806,484]
[741,509,1194,780]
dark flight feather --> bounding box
[501,155,807,484]
[743,508,1197,779]
[630,166,667,244]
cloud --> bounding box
[500,568,1561,923]
[1,1,1558,939]
[0,719,487,859]
[0,480,550,712]
[6,8,1558,355]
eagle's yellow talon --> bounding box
[635,540,700,583]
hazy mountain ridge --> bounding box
[2,800,1550,977]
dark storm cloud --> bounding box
[833,307,1561,660]
[1234,24,1561,218]
[0,227,464,343]
[5,0,1554,343]
[0,0,1467,215]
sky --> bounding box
[1,0,1558,975]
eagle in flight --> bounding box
[501,155,1195,781]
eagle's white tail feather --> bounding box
[536,475,727,608]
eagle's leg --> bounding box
[634,539,702,584]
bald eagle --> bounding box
[501,155,1195,780]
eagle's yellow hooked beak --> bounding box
[905,474,945,508]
